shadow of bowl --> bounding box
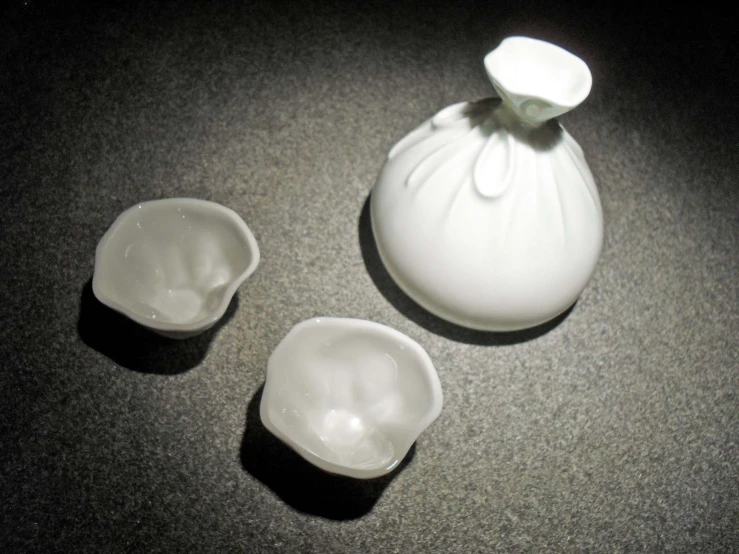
[358,194,574,345]
[77,278,237,374]
[240,385,414,520]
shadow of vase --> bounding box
[77,278,237,374]
[240,384,414,520]
[358,194,574,345]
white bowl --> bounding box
[92,198,260,339]
[260,318,443,479]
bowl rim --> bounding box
[260,317,444,479]
[92,197,260,333]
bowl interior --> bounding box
[264,320,439,473]
[95,200,255,326]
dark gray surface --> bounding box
[1,1,737,552]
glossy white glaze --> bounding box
[93,198,259,339]
[371,37,603,331]
[260,318,443,479]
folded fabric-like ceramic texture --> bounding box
[371,98,603,331]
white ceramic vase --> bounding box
[371,37,603,331]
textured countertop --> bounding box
[1,1,737,552]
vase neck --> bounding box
[491,102,564,152]
[484,37,592,126]
[495,97,549,129]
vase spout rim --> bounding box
[484,36,592,124]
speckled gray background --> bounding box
[1,1,737,552]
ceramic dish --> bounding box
[260,318,443,479]
[92,198,259,339]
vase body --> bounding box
[370,37,603,331]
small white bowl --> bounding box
[260,318,443,479]
[92,198,260,339]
